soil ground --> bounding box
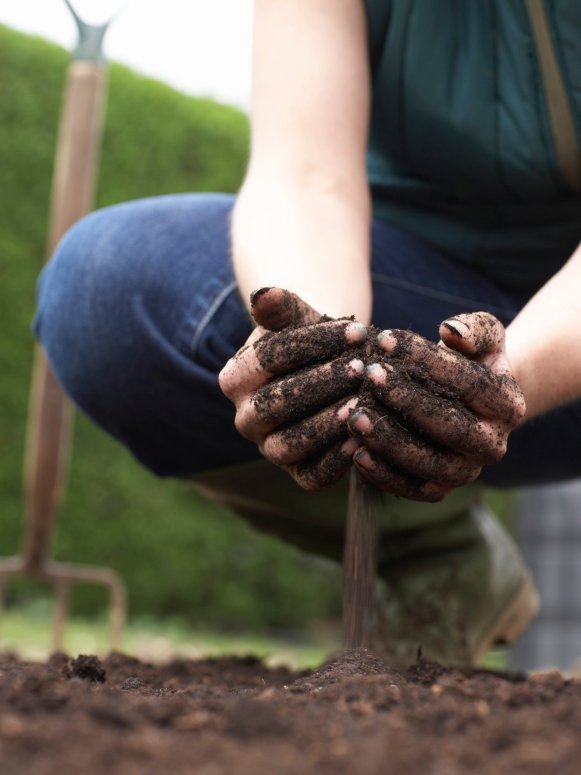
[1,649,580,774]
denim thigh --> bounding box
[34,192,581,485]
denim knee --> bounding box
[33,195,256,476]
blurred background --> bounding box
[0,0,343,664]
[0,0,253,110]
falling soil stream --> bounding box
[343,469,380,650]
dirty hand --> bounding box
[348,312,526,501]
[219,287,367,490]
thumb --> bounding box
[250,287,322,331]
[439,312,510,372]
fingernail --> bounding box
[366,363,390,384]
[340,438,360,456]
[442,319,469,338]
[348,358,365,376]
[377,330,397,351]
[345,322,367,343]
[354,449,375,470]
[349,410,371,434]
[249,287,272,306]
[337,397,359,421]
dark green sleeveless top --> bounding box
[364,0,581,292]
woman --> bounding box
[35,0,581,665]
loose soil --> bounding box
[343,469,380,650]
[1,648,580,774]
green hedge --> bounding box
[0,25,342,631]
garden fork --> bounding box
[0,0,127,652]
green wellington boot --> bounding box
[372,500,539,666]
[192,460,539,667]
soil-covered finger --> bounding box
[219,328,270,401]
[367,368,507,464]
[250,287,322,330]
[288,439,358,491]
[348,407,481,487]
[377,330,522,423]
[353,449,450,502]
[254,319,366,376]
[440,311,505,356]
[249,356,364,427]
[261,397,358,466]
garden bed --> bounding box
[0,648,579,773]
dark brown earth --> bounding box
[1,648,581,774]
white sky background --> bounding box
[0,0,253,111]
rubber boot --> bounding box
[373,502,539,666]
[191,460,539,666]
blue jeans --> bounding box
[34,193,581,487]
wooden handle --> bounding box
[47,61,106,255]
[23,61,106,570]
[23,354,73,569]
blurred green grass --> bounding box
[0,601,338,669]
[0,602,506,671]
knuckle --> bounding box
[484,439,507,464]
[441,467,480,487]
[419,483,452,502]
[464,464,482,483]
[512,395,527,423]
[234,406,262,442]
[233,413,249,437]
[421,490,447,503]
[497,384,527,425]
[294,473,323,492]
[218,364,235,396]
[262,440,292,466]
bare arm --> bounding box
[232,0,372,322]
[220,2,373,491]
[506,243,581,420]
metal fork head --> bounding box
[0,557,126,653]
[63,0,127,62]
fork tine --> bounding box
[52,578,70,653]
[0,560,126,653]
[109,576,127,651]
[0,578,6,643]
